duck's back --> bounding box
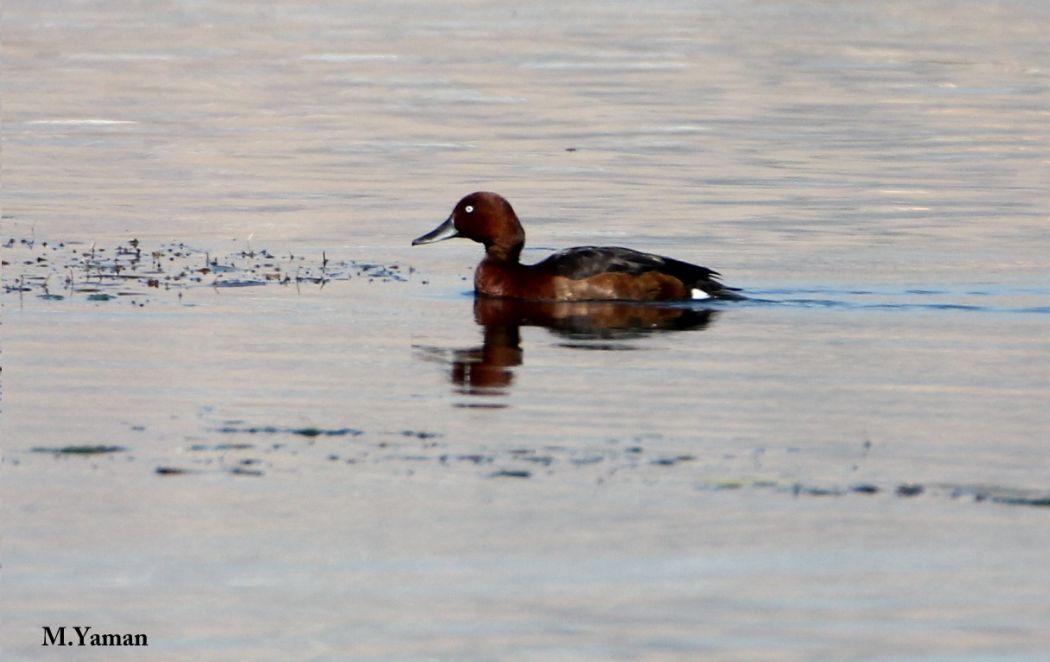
[533,246,743,301]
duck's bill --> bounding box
[412,216,459,245]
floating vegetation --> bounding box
[228,466,265,477]
[849,484,880,495]
[213,425,365,438]
[951,485,1050,508]
[155,466,197,476]
[1,235,417,305]
[700,478,1050,509]
[439,453,493,465]
[211,278,267,288]
[400,430,443,440]
[188,442,255,451]
[489,469,532,479]
[14,411,1047,513]
[895,484,925,497]
[31,445,127,455]
[650,454,696,466]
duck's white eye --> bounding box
[464,205,474,213]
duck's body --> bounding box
[475,246,731,301]
[413,192,743,302]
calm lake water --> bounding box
[3,1,1049,660]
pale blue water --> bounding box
[3,1,1049,660]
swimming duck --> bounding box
[413,192,743,302]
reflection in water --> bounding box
[417,298,718,398]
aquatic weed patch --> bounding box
[2,235,417,305]
[212,425,365,438]
[699,477,1050,509]
[31,445,127,455]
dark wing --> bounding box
[534,246,744,300]
[536,246,715,279]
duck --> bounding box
[412,192,743,302]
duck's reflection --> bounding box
[417,298,718,397]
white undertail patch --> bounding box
[691,288,711,300]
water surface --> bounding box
[3,1,1049,660]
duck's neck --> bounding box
[485,242,523,263]
[484,207,526,263]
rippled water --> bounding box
[3,1,1049,660]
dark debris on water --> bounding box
[489,469,532,479]
[17,409,1048,513]
[707,478,1050,509]
[213,425,364,438]
[1,235,417,305]
[155,466,198,476]
[31,445,127,455]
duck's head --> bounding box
[412,192,525,262]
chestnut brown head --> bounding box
[412,192,526,261]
